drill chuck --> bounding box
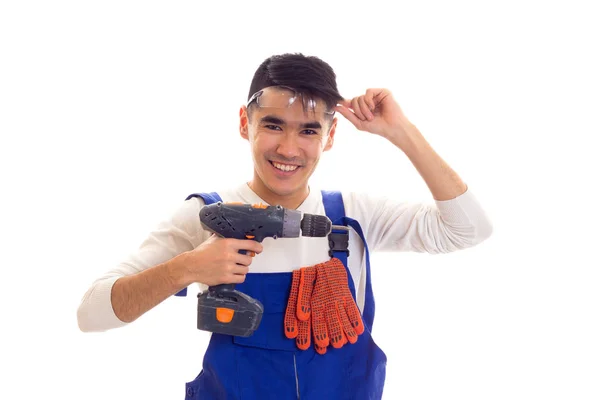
[281,209,332,238]
[300,213,332,237]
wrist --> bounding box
[387,122,424,153]
[169,252,196,288]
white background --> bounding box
[1,0,599,399]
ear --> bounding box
[323,117,338,151]
[239,106,249,140]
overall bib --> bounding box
[176,191,387,399]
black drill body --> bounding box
[196,201,331,337]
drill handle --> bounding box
[208,249,248,295]
[208,283,236,294]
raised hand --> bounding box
[334,88,413,140]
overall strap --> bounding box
[174,192,223,297]
[321,190,349,267]
[321,190,376,332]
[185,192,223,204]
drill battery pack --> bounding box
[197,286,264,337]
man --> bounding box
[77,53,493,399]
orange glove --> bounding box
[284,265,316,350]
[311,258,364,353]
[285,259,365,355]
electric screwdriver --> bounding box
[196,201,332,337]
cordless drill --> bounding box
[196,201,332,337]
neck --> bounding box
[247,177,309,210]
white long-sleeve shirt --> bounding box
[77,183,493,332]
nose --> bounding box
[275,132,301,159]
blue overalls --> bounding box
[175,190,387,399]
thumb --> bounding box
[334,103,362,128]
[337,98,352,108]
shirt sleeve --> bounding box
[346,186,493,254]
[76,197,206,332]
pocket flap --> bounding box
[233,311,297,352]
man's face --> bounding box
[239,87,337,201]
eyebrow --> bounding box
[259,115,322,130]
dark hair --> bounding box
[247,53,343,112]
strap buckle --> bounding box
[328,225,350,257]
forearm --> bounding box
[388,122,467,201]
[77,253,194,332]
[110,253,192,323]
[368,122,492,253]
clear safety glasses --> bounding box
[246,85,335,116]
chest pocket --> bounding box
[232,272,298,352]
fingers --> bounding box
[358,97,374,120]
[344,297,365,336]
[227,264,249,283]
[334,103,362,128]
[229,273,249,284]
[335,97,366,127]
[315,343,327,355]
[284,269,301,339]
[297,267,316,321]
[233,253,253,266]
[335,95,372,127]
[327,259,364,338]
[229,238,264,255]
[371,88,391,104]
[285,258,368,355]
[326,304,346,349]
[312,307,329,348]
[285,268,315,351]
[335,88,389,125]
[337,301,359,344]
[224,259,250,284]
[311,277,329,347]
[351,97,366,120]
[337,98,352,108]
[352,96,375,122]
[296,317,311,350]
[363,89,377,111]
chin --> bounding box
[266,183,301,197]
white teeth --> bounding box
[272,162,299,172]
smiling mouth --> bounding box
[269,161,301,172]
